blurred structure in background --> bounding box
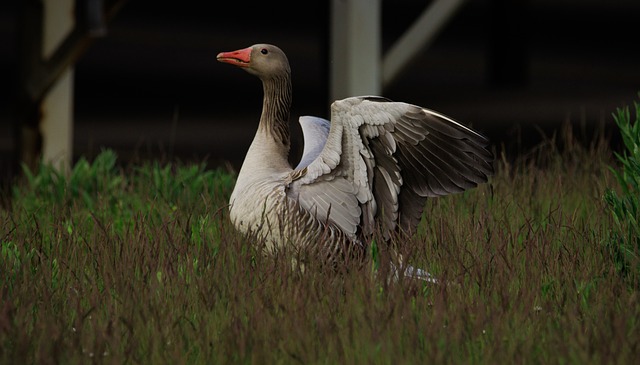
[1,0,639,186]
[13,0,125,174]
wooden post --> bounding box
[16,0,45,172]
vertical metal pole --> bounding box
[330,0,381,102]
[41,0,75,169]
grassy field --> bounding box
[1,119,639,363]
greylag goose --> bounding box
[217,44,493,267]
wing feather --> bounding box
[296,116,331,170]
[289,96,494,245]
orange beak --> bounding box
[216,47,252,67]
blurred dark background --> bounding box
[1,0,639,178]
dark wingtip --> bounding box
[362,96,394,103]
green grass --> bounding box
[1,125,639,364]
[604,97,640,282]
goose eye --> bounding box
[260,48,268,55]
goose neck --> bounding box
[258,73,292,149]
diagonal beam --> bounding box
[382,0,467,89]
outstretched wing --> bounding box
[288,96,493,241]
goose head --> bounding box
[217,43,290,80]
